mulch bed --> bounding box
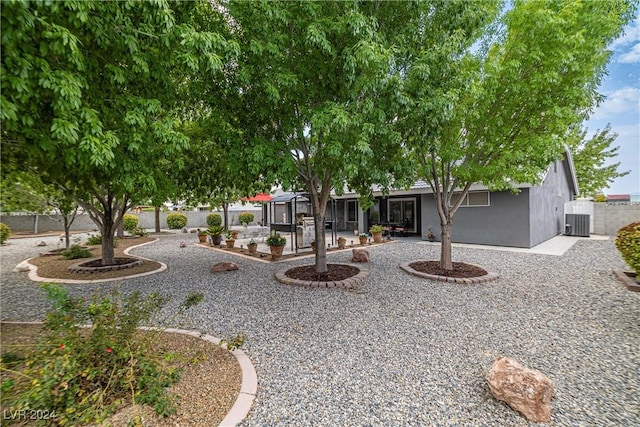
[409,261,487,278]
[285,264,360,281]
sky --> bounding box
[582,17,639,196]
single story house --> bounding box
[332,147,579,248]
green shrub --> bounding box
[87,234,102,245]
[615,222,640,274]
[1,284,204,425]
[266,232,286,247]
[166,213,187,229]
[0,223,10,244]
[61,244,92,259]
[238,212,254,225]
[132,226,148,237]
[206,213,222,227]
[122,214,139,232]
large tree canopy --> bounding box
[565,124,629,197]
[1,0,236,264]
[398,0,635,269]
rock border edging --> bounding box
[274,264,369,289]
[0,322,257,427]
[399,261,500,284]
[24,238,167,284]
[612,268,640,292]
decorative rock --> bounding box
[211,262,239,273]
[351,249,370,263]
[179,241,187,248]
[13,261,31,272]
[487,357,555,422]
[36,241,47,247]
[181,227,188,233]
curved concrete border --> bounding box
[274,264,369,289]
[399,261,499,284]
[24,238,167,284]
[1,322,257,427]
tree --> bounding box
[565,124,629,196]
[1,0,236,264]
[399,0,635,269]
[229,0,417,275]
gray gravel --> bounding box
[1,233,639,426]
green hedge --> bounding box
[122,214,139,232]
[238,211,254,225]
[0,223,10,244]
[206,213,222,227]
[166,213,187,229]
[615,222,640,274]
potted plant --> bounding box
[354,222,359,236]
[247,238,258,254]
[225,230,236,249]
[208,225,224,246]
[230,229,239,240]
[266,232,286,259]
[197,228,208,244]
[369,224,384,243]
[359,233,368,245]
[337,236,347,249]
[426,227,436,242]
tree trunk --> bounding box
[33,212,39,234]
[63,216,71,249]
[440,221,453,270]
[223,203,229,229]
[313,205,328,275]
[116,220,124,238]
[154,206,161,233]
[101,205,116,266]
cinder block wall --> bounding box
[1,209,265,232]
[593,204,640,235]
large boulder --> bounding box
[211,262,239,273]
[486,357,555,422]
[351,249,370,263]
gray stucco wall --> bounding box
[420,190,532,247]
[528,159,573,247]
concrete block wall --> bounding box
[593,203,640,235]
[1,209,265,233]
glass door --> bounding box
[388,198,415,232]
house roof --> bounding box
[333,146,580,198]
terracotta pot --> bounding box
[359,236,368,245]
[338,239,346,249]
[225,239,235,249]
[248,243,258,254]
[231,230,239,239]
[270,245,284,259]
[373,232,382,243]
[198,234,207,243]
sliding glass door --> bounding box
[388,198,415,232]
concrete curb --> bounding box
[399,261,500,284]
[23,238,167,284]
[1,322,257,427]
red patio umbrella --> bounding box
[241,193,272,202]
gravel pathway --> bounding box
[1,233,639,426]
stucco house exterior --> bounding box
[332,148,579,248]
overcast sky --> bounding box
[583,17,639,195]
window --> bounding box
[451,191,490,207]
[347,200,357,222]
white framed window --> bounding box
[451,191,490,207]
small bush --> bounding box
[123,214,139,232]
[0,223,10,244]
[61,244,92,259]
[615,222,640,274]
[0,284,204,425]
[167,213,187,229]
[266,232,286,247]
[206,213,222,227]
[238,212,254,225]
[132,226,148,237]
[87,234,102,245]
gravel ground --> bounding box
[1,232,639,426]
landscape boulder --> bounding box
[486,357,555,423]
[351,249,370,263]
[36,241,47,247]
[211,262,239,273]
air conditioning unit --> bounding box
[565,214,590,237]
